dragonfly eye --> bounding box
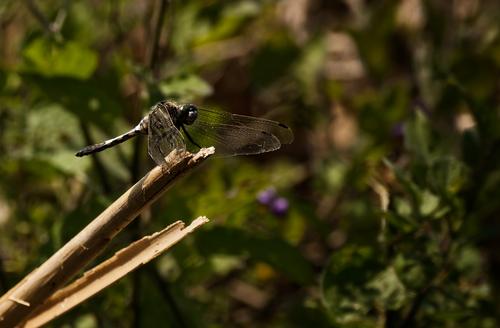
[181,104,198,125]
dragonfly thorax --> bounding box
[177,104,198,126]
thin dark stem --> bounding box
[131,269,142,328]
[398,284,432,328]
[0,256,7,294]
[23,0,51,34]
[108,0,125,45]
[147,266,187,328]
[22,0,62,41]
[129,136,143,327]
[130,136,144,183]
[130,141,143,327]
[148,0,170,73]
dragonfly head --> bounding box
[179,104,198,125]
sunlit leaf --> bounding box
[159,74,213,101]
[367,266,407,310]
[23,38,98,79]
[419,189,440,217]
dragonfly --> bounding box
[76,100,293,166]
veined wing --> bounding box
[183,108,288,156]
[147,105,185,165]
[196,108,294,144]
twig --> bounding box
[0,147,215,327]
[148,0,170,72]
[147,266,187,328]
[23,0,51,34]
[109,0,124,43]
[131,266,142,328]
[50,0,69,35]
[0,257,7,294]
[23,217,209,328]
[22,0,62,41]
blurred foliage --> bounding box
[1,0,500,327]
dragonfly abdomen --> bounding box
[75,124,144,157]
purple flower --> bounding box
[270,197,289,216]
[257,188,290,216]
[257,188,277,205]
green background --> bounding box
[0,0,499,327]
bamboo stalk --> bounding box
[0,147,214,327]
[23,216,209,328]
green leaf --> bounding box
[323,161,348,192]
[294,37,328,104]
[24,103,80,150]
[394,197,412,217]
[74,314,98,328]
[419,189,440,217]
[428,157,469,195]
[405,110,431,161]
[283,211,307,245]
[393,254,427,290]
[194,1,260,44]
[321,246,384,326]
[367,267,407,310]
[41,151,90,177]
[158,74,213,101]
[22,73,123,129]
[23,38,98,79]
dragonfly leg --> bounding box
[181,125,201,149]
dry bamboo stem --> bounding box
[0,147,214,327]
[23,217,210,328]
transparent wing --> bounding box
[183,108,290,156]
[199,108,293,144]
[147,106,186,165]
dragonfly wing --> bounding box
[187,122,281,156]
[228,113,293,144]
[147,106,186,165]
[184,109,282,156]
[196,108,294,145]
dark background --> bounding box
[1,0,499,326]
